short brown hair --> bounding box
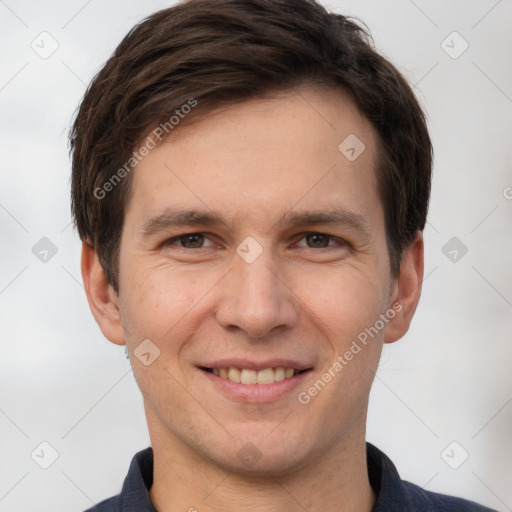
[70,0,432,294]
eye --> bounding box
[163,233,215,249]
[162,232,347,251]
[295,232,347,249]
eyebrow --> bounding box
[138,207,370,239]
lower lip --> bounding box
[200,369,312,403]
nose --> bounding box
[215,246,299,339]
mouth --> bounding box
[197,359,314,402]
[200,366,309,385]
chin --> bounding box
[204,427,315,476]
[215,445,312,477]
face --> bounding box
[85,87,421,475]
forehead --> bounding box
[125,87,381,231]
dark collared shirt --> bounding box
[84,443,497,511]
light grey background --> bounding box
[1,1,511,511]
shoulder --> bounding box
[400,480,497,511]
[83,495,121,512]
[367,443,498,512]
[81,447,155,512]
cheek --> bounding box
[302,264,388,341]
[120,265,199,415]
[119,261,217,343]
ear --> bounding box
[81,241,126,345]
[384,231,424,344]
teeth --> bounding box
[212,366,302,385]
[228,367,241,383]
[256,368,275,385]
[274,367,285,382]
[240,369,257,384]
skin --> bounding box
[82,87,423,512]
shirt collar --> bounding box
[118,447,157,512]
[115,442,409,511]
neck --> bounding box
[148,412,375,512]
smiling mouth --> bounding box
[200,366,310,385]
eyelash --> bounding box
[162,232,348,250]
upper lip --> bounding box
[199,359,313,371]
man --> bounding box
[70,0,496,510]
